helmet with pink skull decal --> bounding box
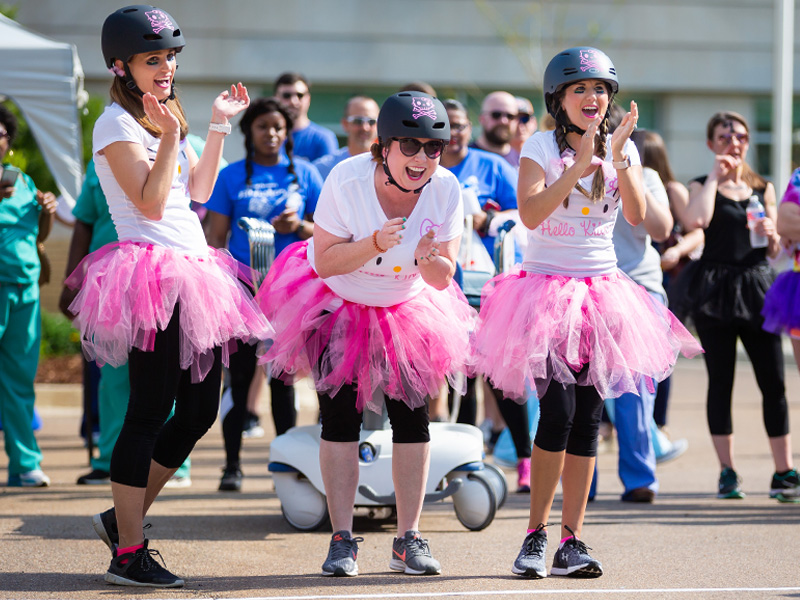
[102,5,185,70]
[543,47,618,117]
[377,92,450,144]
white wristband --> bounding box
[208,121,231,135]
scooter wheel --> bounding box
[274,473,331,531]
[451,470,497,531]
[481,462,509,509]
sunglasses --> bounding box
[0,129,8,140]
[488,111,519,121]
[280,91,306,100]
[450,123,470,133]
[517,113,532,125]
[719,132,749,145]
[393,137,446,159]
[346,115,377,126]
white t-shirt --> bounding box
[308,153,464,307]
[520,129,641,277]
[92,103,208,256]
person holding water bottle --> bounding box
[683,111,800,500]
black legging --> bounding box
[694,315,788,437]
[112,308,222,488]
[222,341,296,469]
[533,369,605,457]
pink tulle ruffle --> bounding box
[255,242,476,413]
[473,268,702,400]
[66,241,274,382]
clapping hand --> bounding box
[212,83,250,122]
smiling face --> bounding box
[384,137,441,189]
[251,111,287,164]
[559,79,610,129]
[124,48,178,101]
[446,108,471,158]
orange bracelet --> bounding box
[372,230,387,253]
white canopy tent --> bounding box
[0,13,84,203]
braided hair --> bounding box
[549,85,612,207]
[239,97,297,187]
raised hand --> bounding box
[415,229,440,263]
[142,92,181,136]
[212,83,250,122]
[575,118,600,168]
[610,100,638,157]
[375,217,406,251]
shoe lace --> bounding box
[404,535,432,558]
[135,544,168,572]
[521,523,548,556]
[328,535,363,561]
[563,525,592,555]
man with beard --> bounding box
[471,91,521,167]
[275,72,339,162]
[313,95,379,180]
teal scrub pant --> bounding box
[93,363,190,477]
[0,282,43,476]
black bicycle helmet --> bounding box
[377,92,450,144]
[543,47,618,117]
[102,5,185,69]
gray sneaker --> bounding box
[512,524,548,578]
[550,527,602,578]
[389,530,441,575]
[322,530,363,577]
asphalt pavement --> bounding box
[2,356,800,600]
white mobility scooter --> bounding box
[239,217,510,532]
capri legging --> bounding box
[319,384,430,444]
[111,306,222,487]
[533,369,605,457]
[694,314,789,437]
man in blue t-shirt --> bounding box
[275,72,338,162]
[313,95,379,180]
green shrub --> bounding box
[40,310,82,357]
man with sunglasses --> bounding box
[313,95,379,180]
[274,71,338,162]
[471,90,522,167]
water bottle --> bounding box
[746,195,768,248]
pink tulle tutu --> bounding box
[255,242,477,413]
[66,241,274,382]
[473,268,703,401]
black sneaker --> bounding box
[512,524,548,578]
[77,469,110,485]
[770,468,800,498]
[389,530,441,575]
[322,530,363,577]
[93,507,119,552]
[104,539,184,588]
[550,526,602,578]
[718,467,745,499]
[219,466,243,491]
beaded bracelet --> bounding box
[372,230,387,253]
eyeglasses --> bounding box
[719,132,749,145]
[487,111,519,121]
[517,113,532,125]
[280,91,306,100]
[393,137,446,159]
[450,123,470,133]
[346,115,377,126]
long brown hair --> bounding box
[638,130,676,185]
[109,76,189,139]
[705,111,767,191]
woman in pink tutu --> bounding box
[65,5,271,588]
[257,91,474,577]
[473,47,701,579]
